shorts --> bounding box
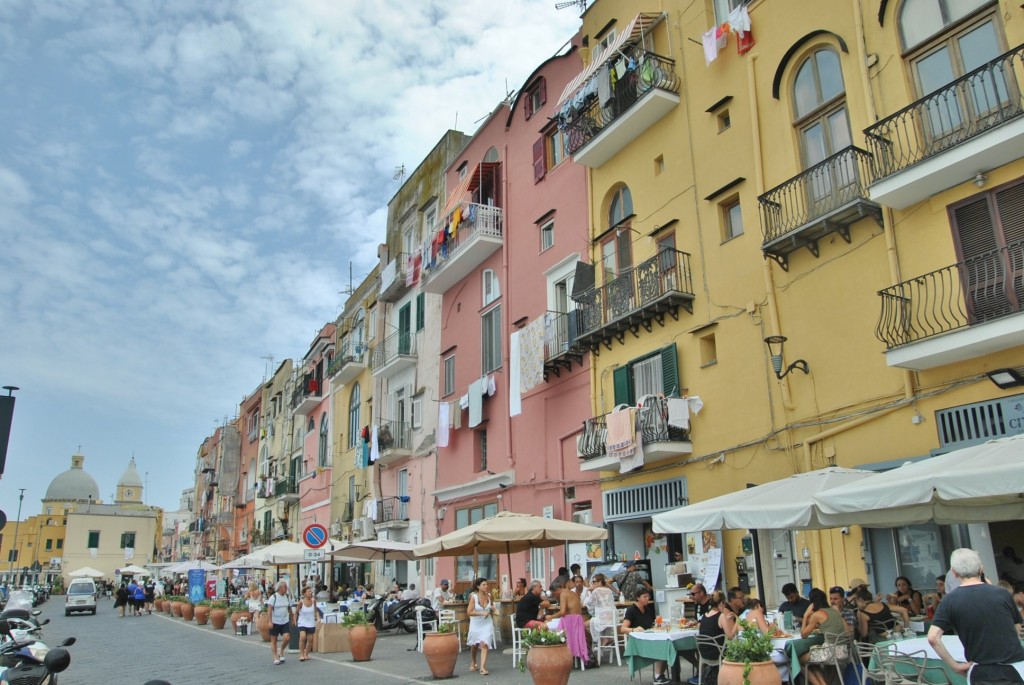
[270,622,290,637]
[298,626,315,635]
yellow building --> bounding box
[563,0,1024,605]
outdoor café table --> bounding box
[777,632,823,681]
[625,628,699,678]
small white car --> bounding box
[65,578,98,616]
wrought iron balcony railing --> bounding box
[376,495,410,525]
[291,374,322,409]
[370,331,417,371]
[542,310,585,379]
[578,395,691,461]
[377,419,412,452]
[876,238,1024,349]
[865,43,1024,180]
[563,50,680,157]
[758,146,881,269]
[274,476,298,498]
[574,249,694,351]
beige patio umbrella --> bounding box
[67,566,105,578]
[119,564,151,576]
[331,539,419,563]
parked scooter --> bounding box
[366,596,435,633]
[0,609,47,636]
[0,620,74,684]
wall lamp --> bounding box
[764,336,809,379]
[986,368,1024,389]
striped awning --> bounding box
[556,12,664,107]
[440,169,474,218]
[440,161,500,217]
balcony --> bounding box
[420,202,503,294]
[375,495,410,530]
[574,249,694,353]
[577,395,693,472]
[563,51,680,169]
[376,419,413,465]
[876,238,1024,370]
[371,331,417,379]
[865,44,1024,209]
[271,523,286,540]
[543,310,585,380]
[379,252,412,303]
[291,375,323,415]
[759,146,882,271]
[327,339,368,386]
[274,476,300,503]
[251,530,271,546]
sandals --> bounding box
[480,669,490,676]
[470,664,478,672]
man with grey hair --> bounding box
[514,580,550,629]
[928,548,1024,685]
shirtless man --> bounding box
[550,578,594,664]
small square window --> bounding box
[540,220,554,252]
[700,333,718,367]
[654,155,665,175]
[443,355,456,397]
[478,430,488,472]
[717,109,731,132]
[457,162,468,180]
[722,197,744,240]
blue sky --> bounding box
[0,0,582,516]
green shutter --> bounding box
[416,293,425,331]
[661,343,679,396]
[613,365,633,406]
[120,532,126,549]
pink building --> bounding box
[293,324,336,540]
[425,46,600,594]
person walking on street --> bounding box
[296,587,319,661]
[267,581,295,665]
[928,548,1024,685]
[115,582,128,617]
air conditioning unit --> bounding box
[330,522,342,536]
[572,510,592,525]
[358,517,375,540]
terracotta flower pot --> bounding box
[170,601,182,617]
[231,611,249,631]
[526,643,573,685]
[257,613,271,642]
[210,608,228,630]
[349,624,377,662]
[423,632,460,678]
[719,660,783,685]
[181,604,194,621]
[161,600,171,614]
[194,605,210,625]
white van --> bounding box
[65,578,98,616]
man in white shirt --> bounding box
[432,579,453,612]
[401,583,420,601]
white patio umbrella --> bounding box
[165,560,221,574]
[118,564,151,576]
[67,566,105,578]
[814,434,1024,527]
[652,467,876,533]
[221,553,268,570]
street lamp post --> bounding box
[7,488,25,584]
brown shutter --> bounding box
[994,180,1024,308]
[524,91,533,120]
[539,78,547,108]
[953,195,1004,323]
[533,137,546,183]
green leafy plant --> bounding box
[209,600,229,610]
[435,621,456,634]
[518,627,567,671]
[195,599,211,606]
[722,620,774,685]
[341,609,372,627]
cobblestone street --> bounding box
[42,599,643,685]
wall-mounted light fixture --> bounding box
[986,368,1024,389]
[764,336,809,379]
[974,171,988,188]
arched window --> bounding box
[793,48,851,169]
[347,383,361,449]
[602,186,634,283]
[318,412,329,467]
[899,0,1004,139]
[608,186,633,226]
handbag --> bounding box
[808,642,848,663]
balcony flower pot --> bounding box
[342,611,376,662]
[522,627,571,685]
[181,602,194,621]
[209,601,229,630]
[422,629,459,679]
[194,601,210,625]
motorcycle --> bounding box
[366,596,435,633]
[0,609,47,636]
[0,620,74,685]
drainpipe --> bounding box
[503,143,515,471]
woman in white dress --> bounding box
[466,577,495,675]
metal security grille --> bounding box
[936,392,1024,450]
[603,479,687,522]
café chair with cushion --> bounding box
[696,634,726,685]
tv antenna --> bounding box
[393,164,406,182]
[555,0,586,11]
[261,354,275,380]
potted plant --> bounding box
[209,600,229,630]
[422,621,459,679]
[720,620,781,685]
[521,626,572,685]
[194,599,211,625]
[229,599,250,633]
[169,595,183,617]
[342,610,377,662]
[180,597,195,621]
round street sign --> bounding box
[303,523,328,549]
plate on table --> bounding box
[909,615,926,621]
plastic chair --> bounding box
[438,609,461,652]
[592,606,622,666]
[510,615,525,669]
[817,631,854,685]
[880,651,953,685]
[855,640,894,685]
[415,605,437,653]
[696,634,725,685]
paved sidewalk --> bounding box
[41,599,653,685]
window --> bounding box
[540,219,555,252]
[458,161,468,180]
[443,355,456,396]
[45,539,52,551]
[478,430,488,472]
[368,307,377,340]
[545,127,566,171]
[455,503,499,581]
[723,197,744,240]
[56,539,63,549]
[609,185,633,226]
[45,506,52,515]
[120,532,136,549]
[87,531,100,548]
[482,306,502,373]
[700,332,718,367]
[347,383,361,449]
[482,269,499,306]
[307,416,315,433]
[592,29,616,60]
[949,179,1024,324]
[423,202,438,235]
[613,344,680,404]
[793,48,852,203]
[713,0,749,22]
[717,109,731,132]
[601,231,633,284]
[524,77,547,120]
[412,394,423,429]
[318,412,329,467]
[900,2,1005,142]
[416,292,425,332]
